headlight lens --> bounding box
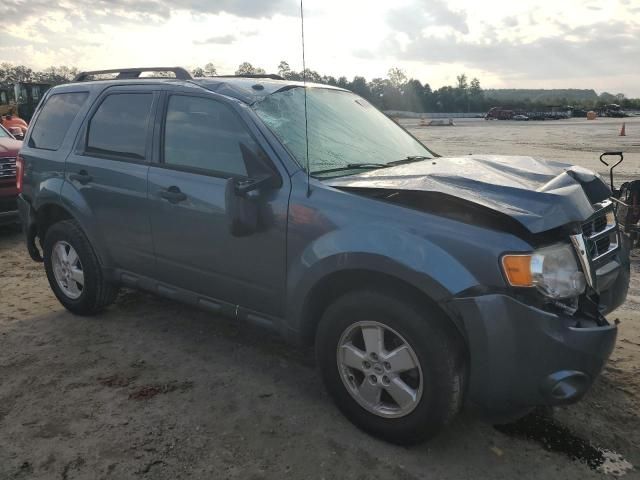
[502,244,586,299]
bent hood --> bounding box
[326,155,611,234]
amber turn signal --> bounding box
[501,254,533,287]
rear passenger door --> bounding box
[147,93,290,316]
[64,86,158,276]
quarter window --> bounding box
[164,95,267,177]
[29,92,89,150]
[87,93,153,160]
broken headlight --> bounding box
[502,243,586,299]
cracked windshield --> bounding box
[254,87,433,176]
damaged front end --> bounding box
[328,154,630,323]
[325,155,631,415]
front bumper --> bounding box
[451,293,619,415]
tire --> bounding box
[43,219,118,315]
[316,289,466,445]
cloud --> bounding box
[0,0,297,25]
[366,19,640,82]
[502,16,519,28]
[193,34,237,45]
[387,0,469,36]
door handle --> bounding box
[159,186,187,203]
[69,170,93,184]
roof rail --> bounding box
[74,67,193,82]
[213,74,285,81]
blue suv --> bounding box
[17,67,630,444]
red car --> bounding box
[0,124,22,225]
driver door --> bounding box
[147,93,289,316]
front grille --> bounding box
[581,202,618,263]
[581,215,606,237]
[0,157,17,180]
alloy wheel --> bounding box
[337,321,423,418]
[51,240,84,300]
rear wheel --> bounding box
[43,220,118,315]
[316,290,466,444]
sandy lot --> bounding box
[405,116,640,182]
[1,118,639,479]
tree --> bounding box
[470,78,481,95]
[454,73,470,112]
[337,76,349,89]
[203,63,217,76]
[322,75,338,86]
[469,77,484,111]
[189,63,216,77]
[434,86,456,112]
[1,61,637,114]
[0,63,35,84]
[301,68,322,83]
[348,76,371,101]
[235,62,265,75]
[36,66,79,84]
[278,60,291,78]
[456,73,468,91]
[422,82,434,111]
[369,77,390,108]
[403,79,426,112]
[388,67,407,88]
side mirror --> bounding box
[224,175,274,236]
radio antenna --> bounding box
[300,0,311,197]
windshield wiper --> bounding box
[311,163,389,175]
[386,155,431,166]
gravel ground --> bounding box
[1,118,639,479]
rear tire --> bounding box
[316,289,466,445]
[43,219,118,315]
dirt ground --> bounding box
[1,118,640,479]
[404,116,640,181]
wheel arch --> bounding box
[34,194,111,268]
[295,268,468,349]
[35,202,74,241]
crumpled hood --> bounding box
[326,155,611,233]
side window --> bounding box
[29,92,89,150]
[164,95,270,177]
[87,93,153,160]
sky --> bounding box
[1,0,639,96]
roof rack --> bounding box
[74,67,193,82]
[213,74,285,81]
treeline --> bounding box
[2,61,639,113]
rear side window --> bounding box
[87,93,153,160]
[29,92,89,150]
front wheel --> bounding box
[43,219,118,315]
[316,290,466,445]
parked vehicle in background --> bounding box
[485,106,514,120]
[0,111,28,139]
[16,67,630,444]
[0,124,22,225]
[513,114,529,121]
[0,82,51,124]
[599,104,627,118]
